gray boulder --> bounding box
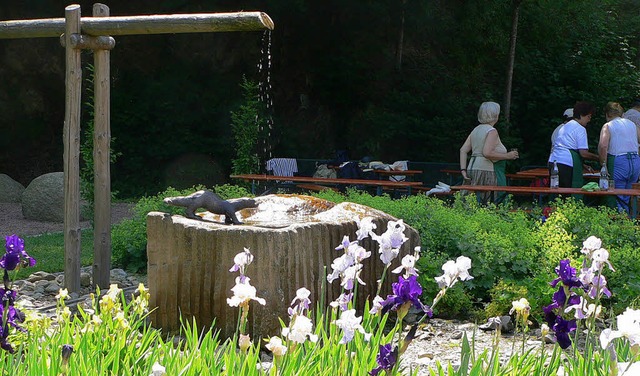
[22,172,64,222]
[0,174,25,203]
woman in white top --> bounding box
[548,101,599,187]
[598,102,640,213]
[459,102,519,203]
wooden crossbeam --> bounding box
[0,12,274,39]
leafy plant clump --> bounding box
[314,190,640,320]
[230,77,262,176]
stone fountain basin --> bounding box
[147,194,420,338]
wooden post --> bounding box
[63,4,82,293]
[92,3,112,289]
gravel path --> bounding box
[0,202,135,237]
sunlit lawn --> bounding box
[19,230,94,280]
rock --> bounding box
[110,268,128,285]
[80,272,91,287]
[147,194,420,339]
[27,271,56,282]
[22,172,65,222]
[450,330,464,340]
[0,174,25,203]
[478,315,514,333]
[33,279,49,291]
[45,281,61,293]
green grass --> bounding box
[19,230,95,280]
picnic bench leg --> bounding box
[376,186,382,196]
[251,180,257,195]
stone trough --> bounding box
[147,194,420,338]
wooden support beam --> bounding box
[60,33,116,50]
[0,11,274,39]
[92,3,112,289]
[63,4,82,293]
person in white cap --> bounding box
[548,102,599,187]
[550,108,574,155]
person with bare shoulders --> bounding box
[598,102,640,213]
[623,98,640,129]
[548,101,599,188]
[459,101,519,203]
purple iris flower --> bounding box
[381,275,431,316]
[543,306,557,328]
[553,316,577,349]
[369,343,398,376]
[0,235,35,271]
[0,305,23,353]
[588,275,612,299]
[0,288,16,306]
[550,260,582,289]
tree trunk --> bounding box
[503,0,523,123]
[396,0,407,72]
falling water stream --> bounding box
[257,30,274,171]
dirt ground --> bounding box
[0,202,135,237]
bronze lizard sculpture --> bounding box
[163,190,257,225]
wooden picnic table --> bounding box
[372,169,423,181]
[514,167,600,179]
[230,174,423,196]
[443,167,599,185]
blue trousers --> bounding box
[613,153,640,213]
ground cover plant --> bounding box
[16,231,94,281]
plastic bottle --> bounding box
[599,164,609,191]
[608,167,615,191]
[550,161,559,189]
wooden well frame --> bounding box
[0,3,274,291]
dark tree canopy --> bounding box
[1,0,638,197]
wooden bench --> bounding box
[230,174,423,196]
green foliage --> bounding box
[111,186,202,272]
[79,64,120,221]
[230,77,261,175]
[212,183,252,200]
[315,191,640,319]
[19,231,94,280]
[483,275,554,325]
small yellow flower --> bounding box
[59,306,72,322]
[510,298,530,315]
[55,288,69,301]
[92,315,103,326]
[265,336,287,357]
[541,323,550,337]
[115,311,130,330]
[239,334,251,352]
